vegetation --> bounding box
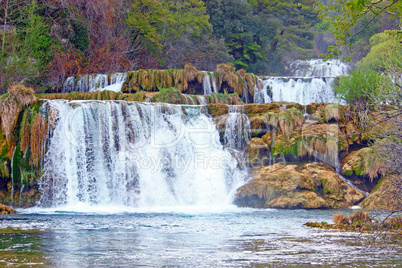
[306,210,402,246]
[318,0,401,61]
[319,0,402,245]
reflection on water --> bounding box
[0,228,50,267]
[1,209,401,267]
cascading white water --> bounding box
[255,59,350,105]
[197,96,208,105]
[63,73,127,93]
[212,75,218,93]
[223,106,251,151]
[257,77,337,105]
[202,74,213,95]
[291,59,350,77]
[39,100,247,209]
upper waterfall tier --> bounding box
[254,59,350,105]
[63,73,127,93]
[254,77,338,105]
[39,100,248,208]
[289,59,350,77]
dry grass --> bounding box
[350,211,370,223]
[333,211,370,226]
[333,212,351,225]
[0,84,36,141]
[20,109,31,154]
[30,113,48,166]
[314,138,327,155]
[326,138,339,165]
[361,148,387,181]
[325,104,341,122]
[216,63,239,93]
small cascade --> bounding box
[39,100,247,208]
[256,59,350,105]
[259,77,337,105]
[10,146,17,206]
[62,73,127,93]
[183,95,195,105]
[212,75,218,93]
[242,84,249,104]
[335,156,369,197]
[253,78,267,104]
[197,96,208,105]
[290,59,350,77]
[202,74,213,95]
[223,106,251,151]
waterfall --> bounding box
[202,74,213,95]
[223,106,251,151]
[255,59,350,105]
[197,96,208,105]
[212,75,218,93]
[257,77,337,105]
[290,59,350,77]
[39,100,247,208]
[63,73,127,93]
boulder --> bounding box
[0,204,16,214]
[361,176,401,210]
[235,162,365,209]
[341,147,386,180]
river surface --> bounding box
[1,207,401,267]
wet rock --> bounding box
[245,138,269,166]
[235,162,365,209]
[0,204,16,214]
[361,176,401,210]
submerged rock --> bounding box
[0,204,16,214]
[235,162,365,209]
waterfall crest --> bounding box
[39,100,247,209]
[63,73,127,93]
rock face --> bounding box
[361,176,401,210]
[235,162,365,209]
[0,204,16,214]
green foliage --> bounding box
[317,0,401,59]
[334,68,381,105]
[153,87,184,104]
[357,31,402,71]
[205,0,318,74]
[126,0,168,51]
[24,1,52,70]
[71,20,90,51]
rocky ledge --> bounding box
[235,162,365,209]
[0,204,16,214]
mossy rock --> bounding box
[245,138,269,166]
[0,204,16,214]
[235,162,365,209]
[341,147,386,181]
[245,103,281,116]
[206,104,228,117]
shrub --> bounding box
[333,212,350,225]
[334,68,382,109]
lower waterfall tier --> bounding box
[39,100,249,208]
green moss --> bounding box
[12,143,23,184]
[207,104,228,117]
[323,187,330,194]
[291,136,304,156]
[153,87,184,104]
[342,169,353,176]
[373,177,385,191]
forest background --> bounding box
[0,0,399,93]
